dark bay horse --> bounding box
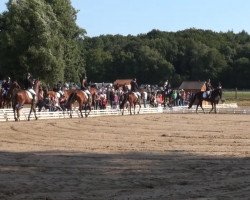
[120,92,141,115]
[12,80,40,121]
[188,87,222,113]
[1,81,21,108]
[0,87,13,108]
[66,90,92,118]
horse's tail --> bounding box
[120,93,128,109]
[65,91,77,108]
[188,93,197,109]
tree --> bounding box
[0,0,85,84]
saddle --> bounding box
[81,90,89,99]
[202,91,211,99]
[26,90,35,99]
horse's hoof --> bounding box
[35,117,38,120]
[15,118,18,122]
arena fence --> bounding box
[0,103,249,122]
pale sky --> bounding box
[0,0,250,37]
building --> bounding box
[114,79,132,90]
[179,81,208,105]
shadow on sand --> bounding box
[0,150,249,200]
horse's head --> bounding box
[34,79,41,94]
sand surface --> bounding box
[0,113,250,200]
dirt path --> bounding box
[0,114,250,200]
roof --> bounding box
[114,79,132,86]
[179,81,206,90]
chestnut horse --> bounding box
[12,80,40,121]
[66,90,92,118]
[120,92,141,115]
[45,89,74,110]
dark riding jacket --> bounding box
[24,77,34,90]
[130,80,139,92]
[81,80,88,90]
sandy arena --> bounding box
[0,113,250,200]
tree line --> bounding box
[0,0,249,89]
[83,29,250,89]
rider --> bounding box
[56,81,64,97]
[130,78,141,98]
[81,76,91,99]
[24,72,36,100]
[1,77,11,97]
[205,78,213,98]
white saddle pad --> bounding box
[81,90,88,99]
[56,92,61,98]
[26,91,33,99]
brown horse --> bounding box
[12,80,40,121]
[120,92,141,115]
[66,90,92,118]
[89,86,98,107]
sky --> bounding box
[0,0,250,37]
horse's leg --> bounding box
[33,102,38,120]
[86,102,91,117]
[137,100,141,114]
[13,104,18,121]
[69,103,73,118]
[79,103,84,118]
[28,104,33,121]
[209,103,214,114]
[196,104,199,113]
[214,103,217,114]
[200,101,205,114]
[17,107,21,121]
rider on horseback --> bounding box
[81,76,91,99]
[130,78,141,98]
[1,77,11,97]
[56,81,64,98]
[204,79,213,99]
[24,73,36,100]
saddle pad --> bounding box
[133,92,138,98]
[26,90,33,99]
[56,92,61,98]
[81,90,88,99]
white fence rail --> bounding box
[0,103,249,122]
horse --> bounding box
[120,92,141,115]
[66,89,92,118]
[0,82,21,109]
[89,86,98,108]
[188,87,222,114]
[12,80,40,121]
[0,87,12,108]
[43,89,75,111]
[162,88,173,107]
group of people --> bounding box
[0,72,219,110]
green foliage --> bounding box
[82,29,250,88]
[0,1,249,88]
[0,0,85,85]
